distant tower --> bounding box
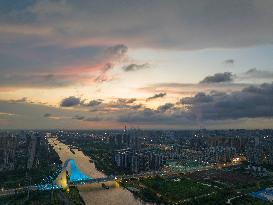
[124,125,127,132]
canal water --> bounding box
[48,138,152,205]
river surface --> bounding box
[48,138,153,205]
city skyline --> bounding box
[1,0,273,129]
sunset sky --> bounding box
[1,0,273,129]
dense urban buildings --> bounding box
[0,129,265,174]
[1,129,273,204]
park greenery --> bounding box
[122,174,273,205]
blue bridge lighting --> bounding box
[36,159,92,191]
[67,159,92,182]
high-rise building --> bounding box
[0,133,17,171]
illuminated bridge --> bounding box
[0,159,123,196]
[34,159,163,191]
[0,159,170,197]
[0,158,202,198]
[36,159,96,191]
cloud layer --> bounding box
[181,82,273,120]
[1,1,273,129]
[23,0,273,50]
[1,82,273,129]
[200,72,234,84]
[1,1,273,87]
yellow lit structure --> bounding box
[114,180,120,188]
[55,169,68,190]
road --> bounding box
[0,164,217,198]
[0,170,180,197]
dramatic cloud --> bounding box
[200,72,234,84]
[1,1,273,129]
[181,83,273,120]
[146,93,166,101]
[60,96,81,107]
[122,63,149,72]
[23,0,273,50]
[119,83,273,126]
[60,96,138,111]
[1,83,273,129]
[1,0,272,80]
[0,43,129,88]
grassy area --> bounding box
[182,189,233,205]
[142,177,213,202]
[123,176,219,204]
[122,174,273,205]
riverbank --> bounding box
[58,136,129,175]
